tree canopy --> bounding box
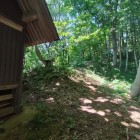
[24,0,140,97]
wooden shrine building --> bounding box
[0,0,59,118]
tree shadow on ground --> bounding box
[90,63,136,83]
[2,72,140,140]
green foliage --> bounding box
[24,47,42,74]
[24,0,140,93]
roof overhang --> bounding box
[17,0,59,46]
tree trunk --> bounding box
[35,46,54,70]
[35,46,46,66]
[111,0,119,67]
[107,35,111,60]
[118,33,122,69]
[133,45,138,68]
[90,46,94,64]
[130,61,140,98]
[125,31,129,71]
[133,30,138,68]
[112,32,117,67]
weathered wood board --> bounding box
[0,107,14,118]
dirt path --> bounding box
[1,71,140,140]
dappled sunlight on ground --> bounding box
[78,94,140,130]
[45,97,55,103]
[79,98,92,104]
[93,96,109,102]
[110,98,126,104]
[114,111,122,117]
[121,121,140,128]
[87,85,97,92]
[1,71,140,140]
[129,110,140,124]
[22,74,140,139]
[68,76,80,83]
[55,82,61,86]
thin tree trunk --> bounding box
[134,29,138,68]
[107,35,111,60]
[129,2,138,69]
[112,31,117,67]
[118,33,122,69]
[111,0,119,67]
[134,46,138,68]
[67,53,69,65]
[91,46,94,64]
[35,46,46,66]
[125,31,129,72]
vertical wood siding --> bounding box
[0,23,24,84]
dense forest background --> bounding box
[24,0,140,96]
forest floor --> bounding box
[1,68,140,140]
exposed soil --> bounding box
[1,70,140,140]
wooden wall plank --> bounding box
[0,24,2,83]
[0,24,7,83]
[17,32,24,82]
[0,0,24,118]
[0,84,18,90]
[13,32,19,82]
[0,23,24,85]
[0,106,14,118]
[4,27,10,82]
[0,94,13,102]
[0,102,11,108]
[9,31,16,82]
